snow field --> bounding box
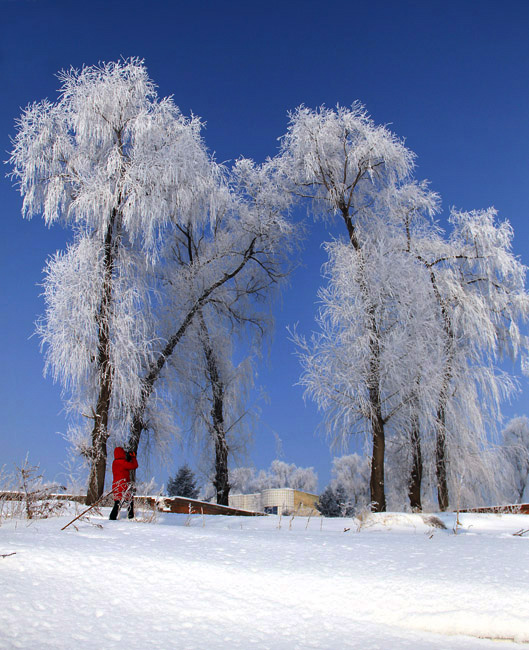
[1,509,528,649]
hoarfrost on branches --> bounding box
[10,70,528,512]
[10,59,242,502]
[278,104,529,511]
[124,153,294,481]
[501,416,529,503]
[230,460,318,495]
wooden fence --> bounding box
[0,492,264,517]
[459,503,529,515]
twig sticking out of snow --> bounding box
[185,503,193,527]
[1,552,16,558]
[513,528,529,537]
[289,504,302,530]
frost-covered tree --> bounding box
[501,416,529,503]
[169,309,257,505]
[397,191,529,509]
[10,60,293,505]
[229,467,258,494]
[292,224,440,511]
[10,59,219,503]
[230,460,318,494]
[276,104,415,511]
[167,464,199,499]
[268,460,318,492]
[331,454,371,511]
[278,104,528,512]
[195,314,241,506]
[125,157,293,502]
[313,188,528,512]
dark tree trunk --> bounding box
[210,390,230,506]
[124,296,219,458]
[436,405,449,511]
[408,418,423,511]
[424,266,453,512]
[369,408,386,513]
[365,307,386,513]
[435,350,452,511]
[343,208,387,512]
[86,211,119,505]
[214,432,230,506]
[199,312,230,506]
[86,385,111,505]
[128,414,142,456]
[435,343,452,511]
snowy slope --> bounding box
[1,508,528,649]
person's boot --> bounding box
[109,501,120,520]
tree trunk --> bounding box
[86,385,111,504]
[86,211,119,505]
[210,387,230,505]
[408,418,423,511]
[199,312,230,506]
[423,266,453,512]
[128,414,143,456]
[342,209,387,512]
[369,409,386,512]
[436,406,449,511]
[214,433,230,506]
[366,343,387,512]
[435,341,452,511]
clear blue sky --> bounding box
[1,0,528,491]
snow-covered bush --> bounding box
[0,459,66,523]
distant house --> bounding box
[229,488,320,516]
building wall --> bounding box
[261,488,294,513]
[229,488,320,516]
[228,493,262,512]
[293,490,320,516]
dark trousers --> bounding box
[109,499,134,520]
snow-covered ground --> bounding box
[1,506,528,649]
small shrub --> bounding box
[15,457,65,520]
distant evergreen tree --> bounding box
[317,486,341,517]
[167,465,199,499]
[316,484,354,517]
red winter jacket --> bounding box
[112,447,138,500]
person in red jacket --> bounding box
[109,446,138,520]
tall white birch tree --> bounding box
[10,59,221,503]
[396,187,529,509]
[275,104,415,510]
[124,156,294,497]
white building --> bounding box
[229,488,320,516]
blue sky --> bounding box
[1,0,528,491]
